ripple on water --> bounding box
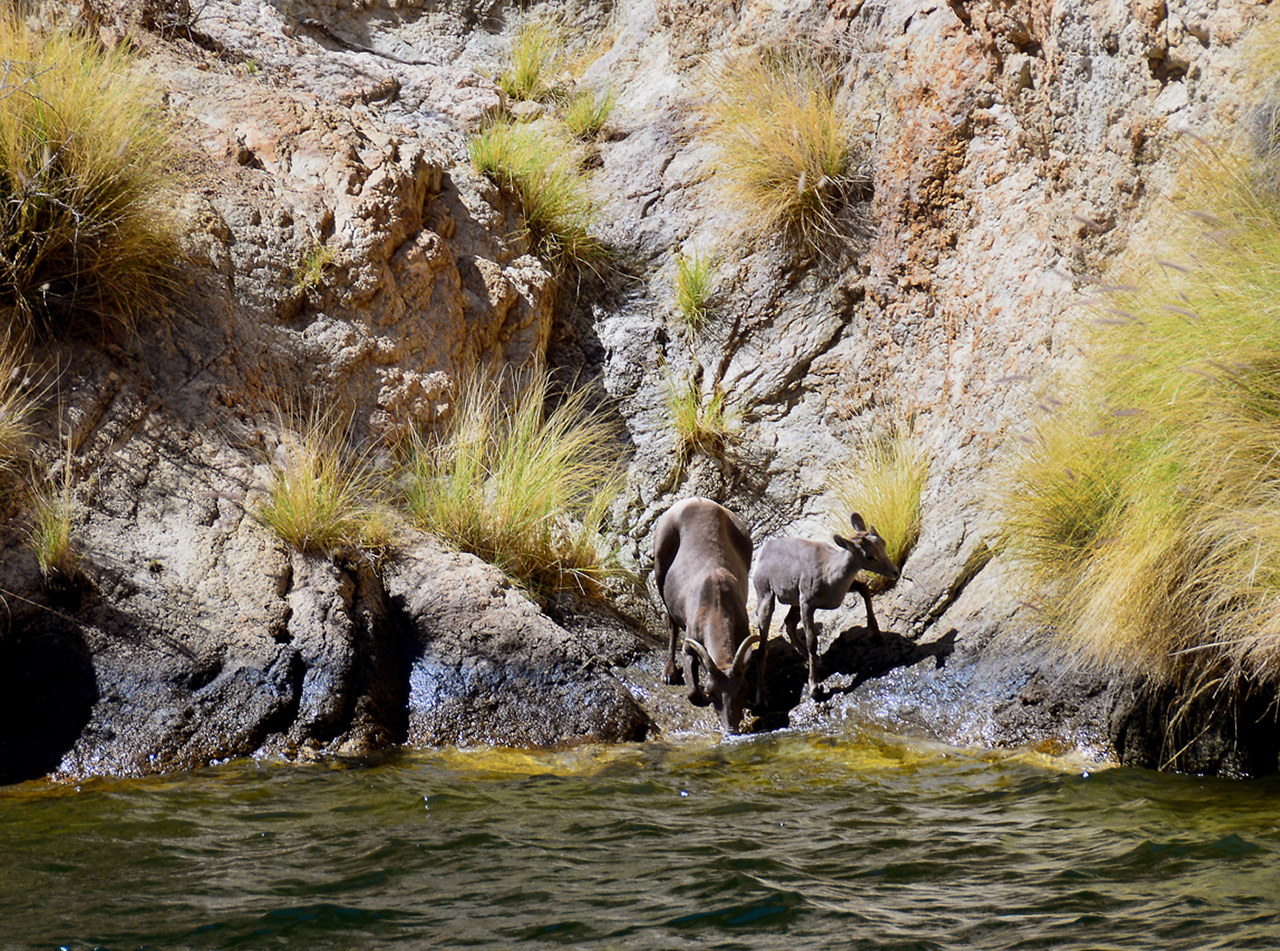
[3,728,1280,951]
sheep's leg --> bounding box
[800,596,821,696]
[852,580,879,635]
[683,645,709,706]
[753,594,775,707]
[783,603,804,655]
[756,592,775,645]
[663,614,684,685]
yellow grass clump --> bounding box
[257,407,390,558]
[402,372,624,598]
[0,16,181,340]
[28,464,77,582]
[469,118,605,269]
[703,47,865,249]
[829,426,928,569]
[561,86,615,140]
[1000,132,1280,739]
[672,250,717,333]
[661,371,738,460]
[0,344,37,478]
[497,19,564,102]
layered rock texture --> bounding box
[1,0,1275,782]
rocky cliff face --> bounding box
[1,0,1274,782]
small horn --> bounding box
[684,638,714,668]
[732,632,761,674]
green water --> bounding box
[2,728,1278,951]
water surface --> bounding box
[3,727,1278,950]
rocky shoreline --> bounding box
[3,0,1279,783]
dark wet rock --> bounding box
[1110,679,1280,779]
[384,542,652,748]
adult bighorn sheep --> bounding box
[653,497,760,734]
[753,513,900,698]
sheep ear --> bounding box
[833,534,854,551]
[849,512,867,534]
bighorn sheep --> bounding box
[753,513,900,697]
[653,497,760,734]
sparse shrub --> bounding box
[257,407,387,557]
[562,86,615,140]
[672,250,717,332]
[498,19,563,102]
[661,371,737,459]
[28,468,77,582]
[469,119,605,268]
[402,372,624,597]
[293,242,334,292]
[0,16,181,340]
[830,426,928,569]
[704,46,865,248]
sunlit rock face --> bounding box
[1,0,1273,780]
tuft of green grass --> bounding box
[469,118,605,268]
[829,426,928,569]
[704,46,865,248]
[498,20,564,102]
[0,16,182,340]
[28,466,77,582]
[661,371,738,459]
[293,242,334,292]
[561,86,615,140]
[672,250,717,333]
[257,407,388,557]
[402,372,624,598]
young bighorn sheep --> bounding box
[753,513,900,698]
[653,497,760,734]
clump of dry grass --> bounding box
[469,118,605,269]
[497,19,564,102]
[402,372,624,597]
[703,46,865,249]
[661,371,737,459]
[28,459,77,583]
[999,136,1280,747]
[829,426,928,569]
[0,16,181,340]
[561,86,615,140]
[0,344,37,478]
[257,407,390,558]
[293,241,335,292]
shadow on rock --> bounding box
[0,612,98,784]
[820,626,957,698]
[747,626,957,731]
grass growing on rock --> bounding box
[562,86,615,140]
[1000,129,1280,743]
[704,46,864,249]
[672,250,717,333]
[497,19,563,102]
[257,407,390,558]
[293,241,335,292]
[0,345,37,478]
[469,118,605,269]
[28,464,77,582]
[830,426,928,569]
[402,373,624,598]
[661,371,737,460]
[0,16,181,340]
